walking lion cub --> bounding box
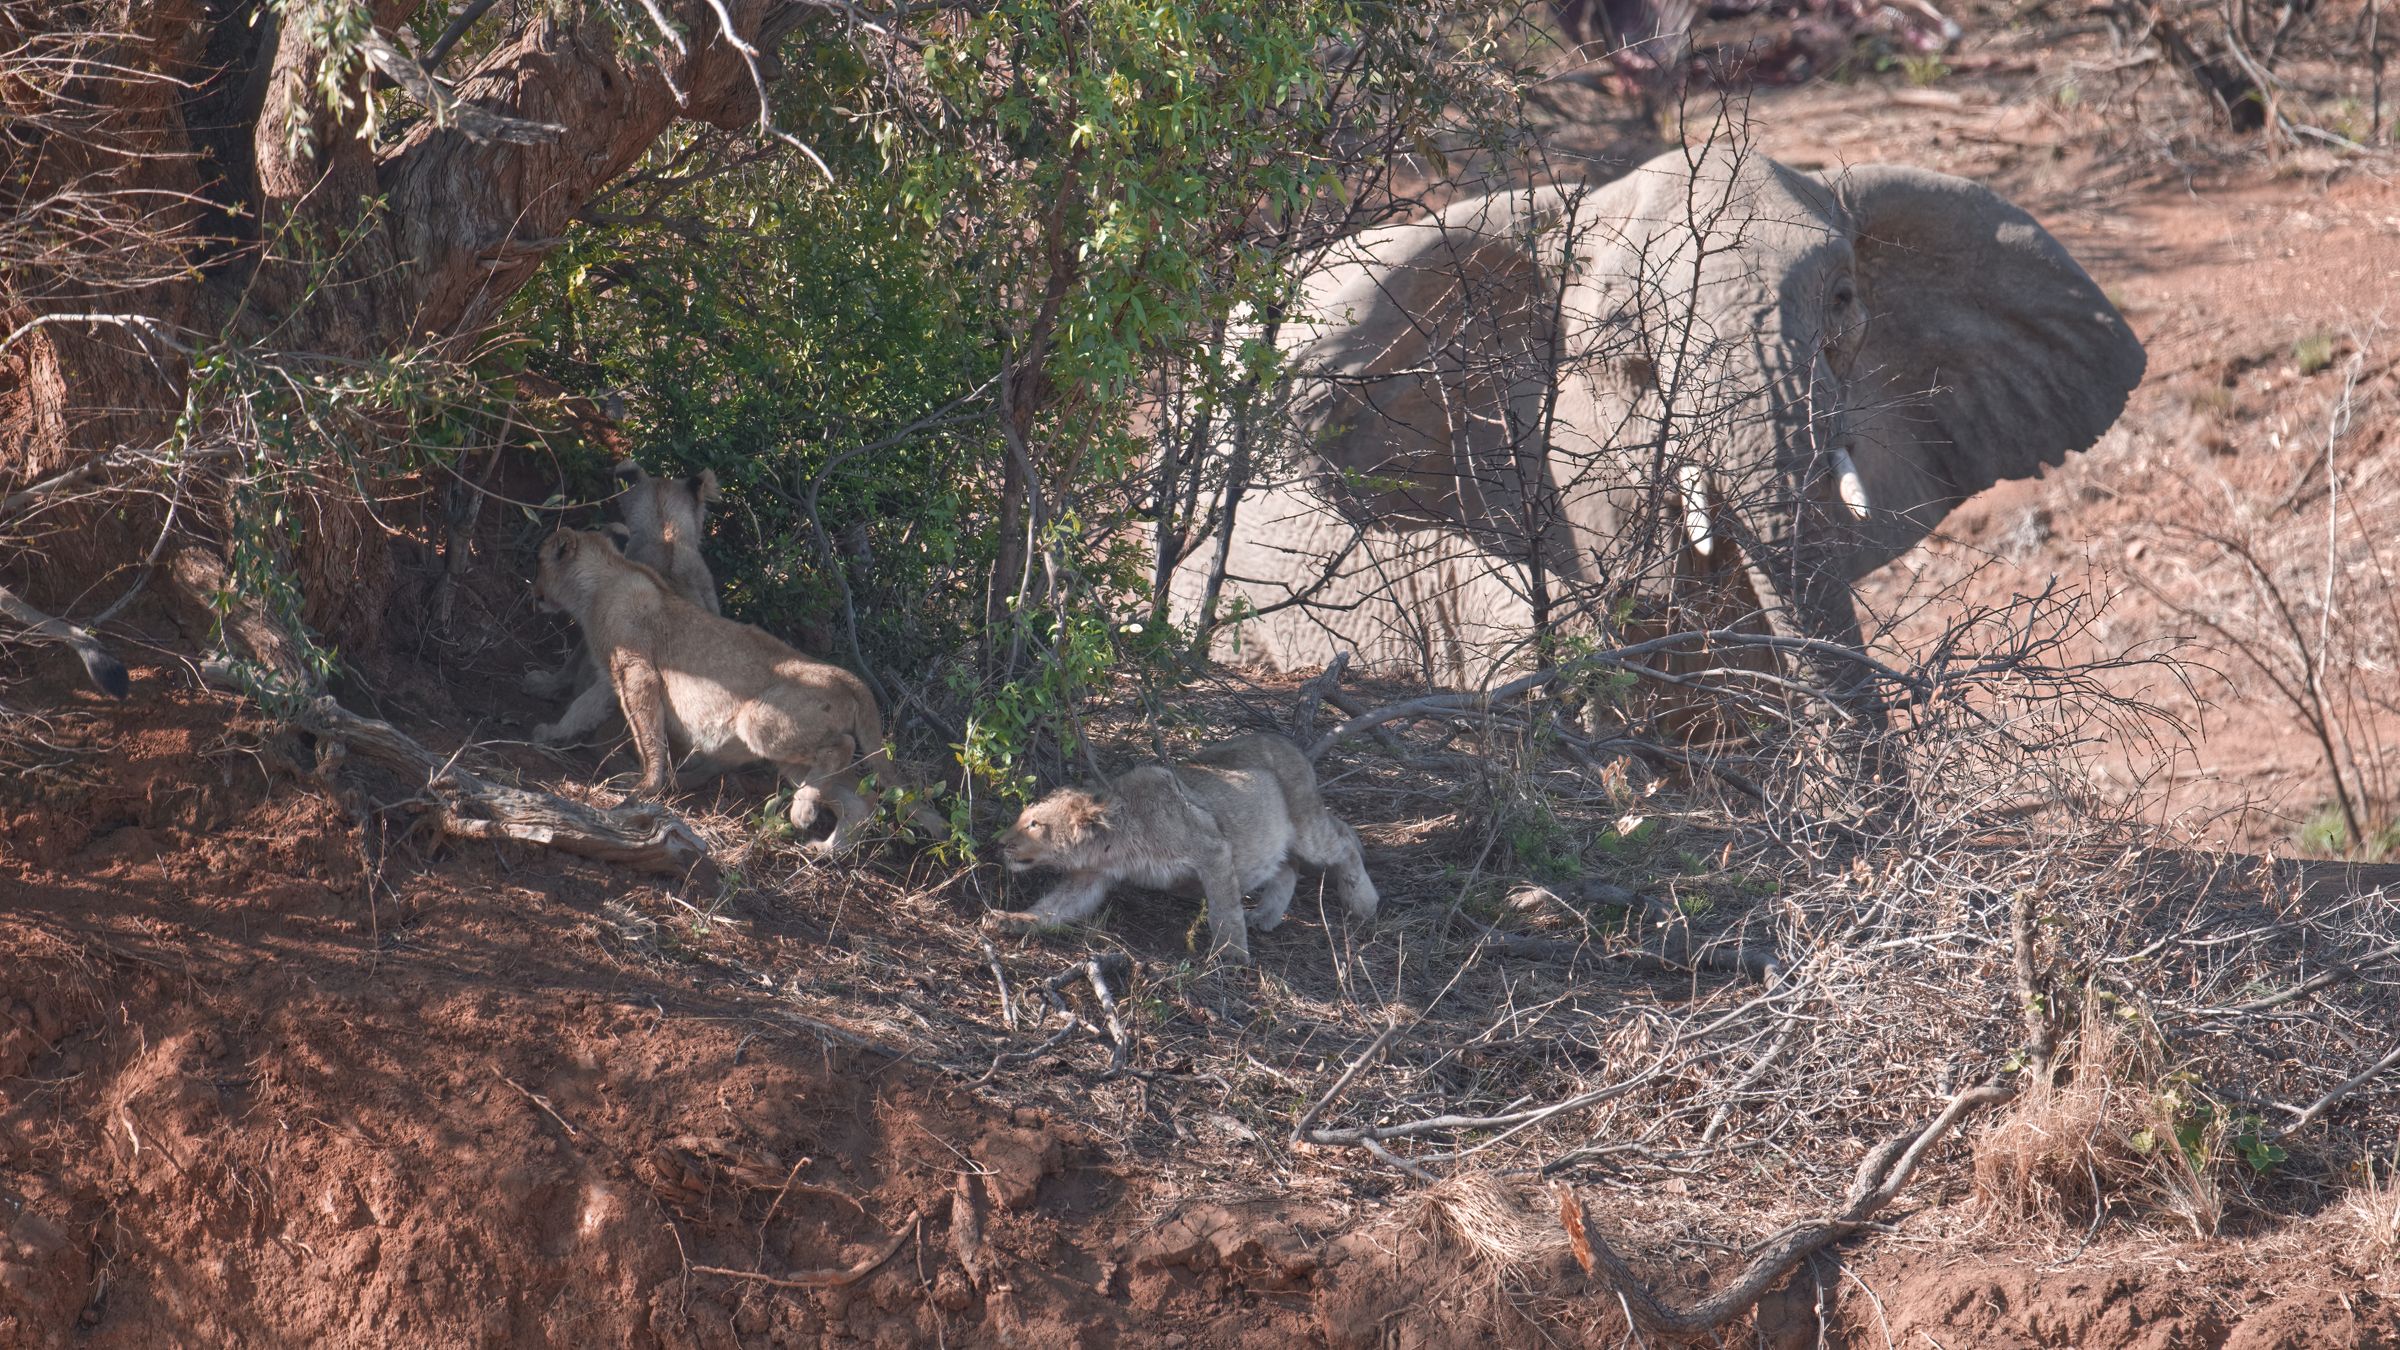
[532,526,893,854]
[986,734,1377,964]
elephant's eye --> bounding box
[1830,279,1856,309]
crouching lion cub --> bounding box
[532,526,893,854]
[985,734,1378,965]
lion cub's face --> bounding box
[999,790,1108,872]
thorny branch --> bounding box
[1566,1080,2019,1335]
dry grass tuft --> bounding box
[2340,1153,2400,1276]
[1416,1172,1570,1276]
[1974,1006,2242,1238]
[1975,1010,2151,1227]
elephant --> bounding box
[1172,143,2145,716]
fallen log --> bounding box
[202,660,713,884]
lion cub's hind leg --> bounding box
[739,699,877,855]
[786,767,872,856]
[1247,862,1299,932]
[1295,812,1379,919]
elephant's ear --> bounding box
[1290,187,1585,528]
[1832,165,2143,540]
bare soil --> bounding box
[10,17,2400,1348]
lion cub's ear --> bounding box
[692,469,722,505]
[1062,791,1109,836]
[600,522,634,553]
[546,527,580,561]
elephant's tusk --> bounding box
[1833,446,1870,518]
[1678,462,1713,556]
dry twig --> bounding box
[692,1210,922,1290]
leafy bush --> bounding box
[515,149,1001,685]
[510,0,1510,802]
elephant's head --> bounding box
[1278,143,2144,715]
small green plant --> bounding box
[2130,1081,2206,1163]
[755,792,798,839]
[2297,805,2400,860]
[1731,871,1781,898]
[2232,1116,2289,1175]
[2328,97,2369,144]
[1593,814,1658,860]
[2300,803,2352,855]
[1867,48,1948,86]
[1458,879,1514,923]
[2133,1095,2285,1176]
[1499,798,1583,884]
[2294,331,2340,376]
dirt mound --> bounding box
[8,656,2390,1348]
[0,672,1547,1347]
[1840,1245,2398,1348]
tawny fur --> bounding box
[986,734,1377,965]
[523,459,721,700]
[532,526,890,854]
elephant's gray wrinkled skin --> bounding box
[1175,144,2145,710]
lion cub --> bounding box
[525,458,722,700]
[987,734,1377,965]
[532,526,890,854]
[611,458,722,615]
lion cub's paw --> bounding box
[531,721,570,745]
[981,909,1066,938]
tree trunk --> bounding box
[1,1,810,660]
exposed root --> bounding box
[976,953,1140,1083]
[0,583,128,697]
[690,1210,922,1290]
